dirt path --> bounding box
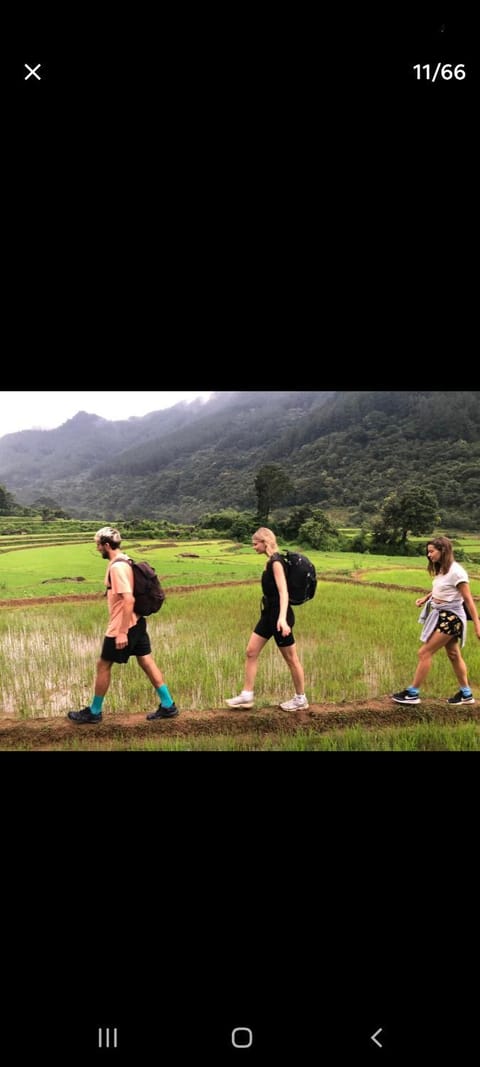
[1,698,478,750]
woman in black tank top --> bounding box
[226,526,309,713]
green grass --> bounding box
[1,536,480,749]
[1,538,479,599]
[0,538,261,598]
[351,567,480,592]
[1,581,479,719]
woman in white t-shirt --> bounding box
[392,535,480,706]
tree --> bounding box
[254,464,294,526]
[299,510,340,550]
[372,485,440,549]
[0,484,17,514]
[277,506,314,540]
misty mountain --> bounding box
[0,391,479,526]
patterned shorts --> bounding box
[437,611,463,638]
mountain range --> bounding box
[0,391,479,527]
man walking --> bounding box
[68,526,179,723]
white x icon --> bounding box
[24,63,41,81]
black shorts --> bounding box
[254,605,295,647]
[100,616,152,663]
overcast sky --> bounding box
[0,391,214,439]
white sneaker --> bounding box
[279,695,309,711]
[226,694,254,710]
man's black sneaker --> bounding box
[67,707,103,724]
[146,703,179,721]
[391,689,421,704]
[447,690,475,705]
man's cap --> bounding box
[94,526,121,544]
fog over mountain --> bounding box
[0,391,479,527]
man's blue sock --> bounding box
[90,695,104,716]
[461,687,473,696]
[407,687,419,695]
[157,684,174,708]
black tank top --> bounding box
[261,553,286,605]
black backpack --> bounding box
[281,551,317,606]
[109,558,166,616]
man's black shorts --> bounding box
[100,617,152,663]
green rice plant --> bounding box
[0,603,105,717]
[2,581,479,722]
[1,533,480,757]
[352,567,480,592]
[1,537,479,600]
[293,723,480,751]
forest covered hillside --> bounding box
[0,391,479,527]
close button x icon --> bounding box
[24,63,41,81]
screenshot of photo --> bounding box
[3,8,476,1062]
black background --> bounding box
[2,752,477,1061]
[7,7,475,357]
[2,6,477,1062]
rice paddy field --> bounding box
[0,537,479,750]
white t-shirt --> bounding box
[432,561,469,603]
